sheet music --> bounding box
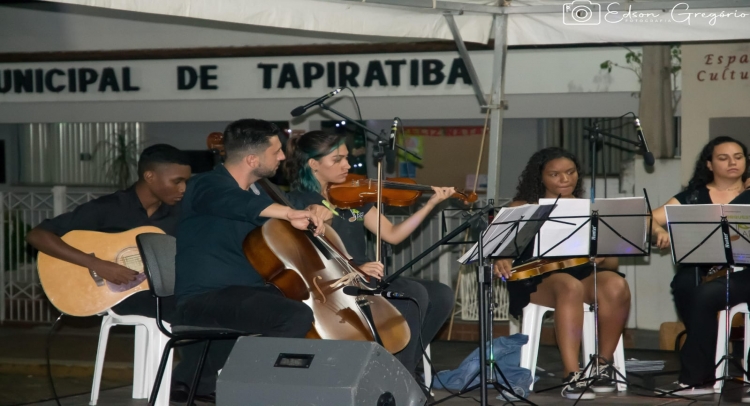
[665,204,726,264]
[458,204,549,264]
[535,198,590,257]
[592,197,649,256]
[534,197,648,258]
[722,204,750,264]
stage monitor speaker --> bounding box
[217,336,426,406]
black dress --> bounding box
[670,186,750,385]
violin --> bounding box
[328,173,478,209]
[506,257,590,282]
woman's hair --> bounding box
[283,131,345,193]
[686,136,749,192]
[513,147,584,203]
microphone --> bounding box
[388,118,398,151]
[342,285,406,298]
[290,88,344,117]
[634,118,655,166]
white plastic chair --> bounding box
[713,303,750,393]
[518,303,626,391]
[89,309,173,406]
[423,344,432,388]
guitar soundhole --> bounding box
[105,247,146,293]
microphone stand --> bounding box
[317,102,420,161]
[316,101,420,275]
[582,125,645,199]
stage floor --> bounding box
[17,339,750,405]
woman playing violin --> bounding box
[493,147,630,400]
[283,131,455,382]
[650,136,750,397]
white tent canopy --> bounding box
[43,0,750,45]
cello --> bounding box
[207,133,410,353]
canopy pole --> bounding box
[487,14,508,205]
[443,12,487,107]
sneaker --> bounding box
[561,371,596,400]
[589,362,617,393]
[656,381,714,397]
[742,388,750,403]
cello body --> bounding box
[243,219,410,354]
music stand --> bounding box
[428,203,564,406]
[664,204,750,402]
[530,194,653,402]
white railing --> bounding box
[0,187,502,323]
[0,186,114,323]
[386,205,511,322]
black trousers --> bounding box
[671,268,750,385]
[110,291,206,394]
[387,277,454,374]
[175,285,314,394]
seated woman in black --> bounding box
[493,147,630,400]
[651,136,750,396]
[283,131,455,381]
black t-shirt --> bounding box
[174,165,274,302]
[287,189,375,265]
[673,185,750,205]
[36,185,180,237]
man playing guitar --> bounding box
[26,144,206,402]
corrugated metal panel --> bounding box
[19,123,143,186]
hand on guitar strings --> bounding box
[287,209,325,236]
[358,262,384,280]
[94,260,139,285]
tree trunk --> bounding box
[639,46,675,159]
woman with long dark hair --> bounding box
[282,130,455,386]
[493,147,630,400]
[651,136,750,396]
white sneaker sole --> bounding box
[563,392,596,400]
[591,386,617,393]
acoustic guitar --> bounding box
[507,257,591,282]
[37,226,164,317]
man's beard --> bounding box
[252,165,277,179]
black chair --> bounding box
[136,233,248,406]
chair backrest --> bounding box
[136,233,176,298]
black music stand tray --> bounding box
[664,204,750,403]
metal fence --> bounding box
[0,186,113,323]
[0,188,459,324]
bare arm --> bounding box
[26,228,137,284]
[650,197,680,249]
[362,187,454,245]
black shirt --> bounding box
[287,189,374,265]
[36,184,180,237]
[674,185,750,205]
[174,165,274,302]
